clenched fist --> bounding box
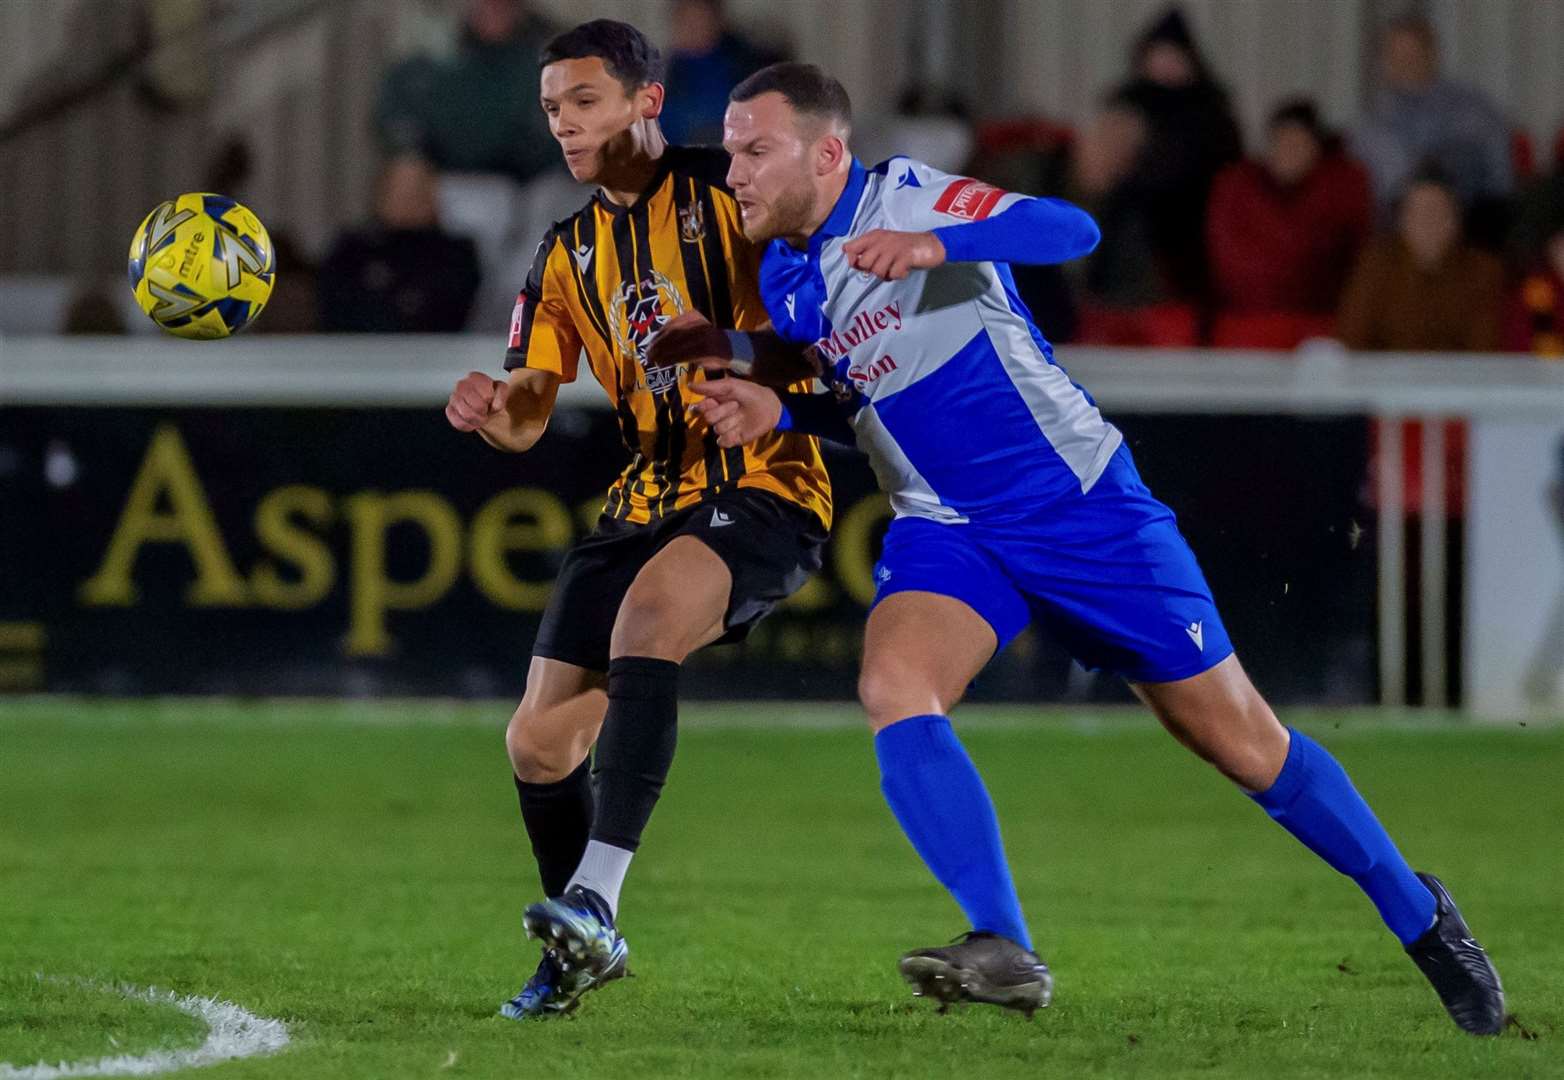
[446,371,509,432]
[840,229,946,281]
[688,376,783,448]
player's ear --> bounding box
[637,80,665,120]
[814,132,848,177]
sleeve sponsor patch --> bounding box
[932,178,1006,221]
[507,294,527,349]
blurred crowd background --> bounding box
[3,0,1564,357]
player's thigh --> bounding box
[1131,654,1288,792]
[507,656,609,782]
[997,461,1235,688]
[533,518,649,674]
[860,590,998,730]
[610,534,733,661]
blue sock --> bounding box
[874,714,1032,950]
[1250,728,1436,945]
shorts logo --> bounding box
[1184,620,1205,651]
[679,201,706,244]
[933,178,1006,221]
[710,507,735,527]
[508,294,527,349]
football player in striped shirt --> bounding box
[445,22,830,1018]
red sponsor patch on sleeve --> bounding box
[932,178,1006,221]
[507,293,527,349]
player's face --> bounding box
[723,93,822,244]
[540,57,647,183]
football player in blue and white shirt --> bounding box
[649,63,1504,1032]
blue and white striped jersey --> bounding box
[760,157,1120,524]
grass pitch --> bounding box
[1,699,1560,1079]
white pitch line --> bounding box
[0,983,289,1079]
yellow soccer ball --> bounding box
[127,193,276,338]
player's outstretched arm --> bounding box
[445,367,560,453]
[647,311,822,386]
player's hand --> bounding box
[840,229,946,280]
[688,376,783,448]
[446,371,509,432]
[646,310,731,373]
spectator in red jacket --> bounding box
[1206,101,1372,346]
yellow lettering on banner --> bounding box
[251,485,336,609]
[343,491,462,656]
[78,423,249,607]
[469,488,573,610]
[831,493,892,607]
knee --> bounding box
[505,705,580,784]
[1163,698,1288,791]
[611,587,699,661]
[858,661,937,732]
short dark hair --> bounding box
[1384,12,1437,50]
[1267,99,1323,139]
[730,62,852,132]
[540,20,664,92]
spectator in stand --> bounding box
[1108,6,1242,304]
[1350,14,1512,220]
[1070,94,1195,346]
[318,157,481,334]
[1337,171,1503,352]
[201,135,318,333]
[376,0,558,184]
[658,0,784,145]
[1509,162,1564,271]
[1506,227,1564,357]
[1206,101,1372,348]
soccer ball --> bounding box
[127,193,275,339]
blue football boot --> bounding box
[520,886,630,1013]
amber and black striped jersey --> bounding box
[504,146,831,529]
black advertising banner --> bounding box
[0,408,1372,703]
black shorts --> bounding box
[532,489,828,672]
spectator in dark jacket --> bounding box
[376,0,558,184]
[1108,6,1243,301]
[1207,101,1371,340]
[1338,172,1503,352]
[319,158,481,333]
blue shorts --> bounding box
[871,446,1233,684]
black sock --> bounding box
[589,656,680,852]
[514,758,593,897]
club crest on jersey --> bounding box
[609,270,687,395]
[678,201,706,244]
